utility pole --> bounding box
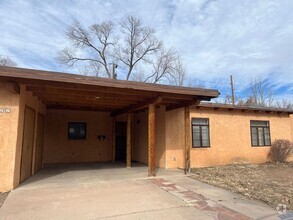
[112,63,118,79]
[230,75,235,106]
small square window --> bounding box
[68,122,87,140]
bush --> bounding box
[269,139,293,163]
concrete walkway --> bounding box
[0,163,281,220]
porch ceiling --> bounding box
[0,66,220,114]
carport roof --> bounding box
[0,66,220,115]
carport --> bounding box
[0,66,219,191]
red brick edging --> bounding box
[149,178,252,220]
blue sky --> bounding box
[0,0,292,102]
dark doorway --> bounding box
[115,122,127,161]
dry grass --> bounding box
[191,163,293,210]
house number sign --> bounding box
[0,108,11,113]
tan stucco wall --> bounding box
[132,106,166,168]
[15,86,46,182]
[165,108,185,169]
[0,82,20,192]
[155,106,166,168]
[291,115,293,141]
[0,84,45,192]
[165,107,292,169]
[43,110,113,164]
[190,109,292,167]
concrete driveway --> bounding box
[0,163,279,220]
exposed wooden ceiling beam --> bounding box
[45,101,127,109]
[37,95,137,105]
[111,96,163,117]
[26,85,154,98]
[32,91,144,102]
[5,82,20,94]
[47,105,114,112]
[166,99,201,111]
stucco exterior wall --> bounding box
[164,107,292,169]
[155,106,166,168]
[165,108,185,169]
[15,86,46,183]
[291,115,293,141]
[0,82,20,192]
[0,84,45,192]
[189,108,292,168]
[43,110,113,164]
[132,106,166,168]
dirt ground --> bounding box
[0,192,9,208]
[191,163,293,210]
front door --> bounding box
[20,106,36,183]
[115,122,127,161]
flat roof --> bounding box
[196,102,293,114]
[0,66,220,114]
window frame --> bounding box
[191,118,210,148]
[68,122,87,140]
[250,120,271,147]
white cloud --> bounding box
[0,0,292,100]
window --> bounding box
[250,120,271,146]
[192,118,210,148]
[68,122,87,140]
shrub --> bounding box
[269,139,293,163]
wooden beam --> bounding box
[28,86,148,100]
[111,96,163,117]
[47,105,114,112]
[166,99,200,111]
[148,104,156,176]
[184,107,191,174]
[34,93,141,104]
[126,113,132,168]
[0,66,220,97]
[112,116,116,162]
[44,101,127,108]
[42,98,130,107]
[5,82,20,94]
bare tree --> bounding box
[0,56,17,67]
[58,21,115,78]
[143,48,185,85]
[249,76,274,107]
[276,99,293,110]
[58,15,185,85]
[116,15,162,80]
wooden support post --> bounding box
[126,113,132,168]
[112,116,116,162]
[148,104,156,176]
[185,106,191,174]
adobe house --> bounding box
[0,66,292,192]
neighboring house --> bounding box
[0,66,292,192]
